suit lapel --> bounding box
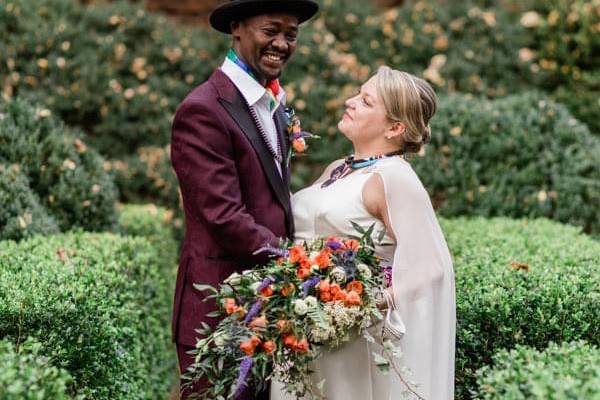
[218,94,290,216]
[274,108,290,170]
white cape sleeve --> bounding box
[375,160,455,400]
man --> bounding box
[170,0,319,398]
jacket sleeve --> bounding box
[171,99,279,257]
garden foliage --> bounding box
[442,217,600,398]
[413,93,600,235]
[0,97,117,240]
[0,231,175,398]
[0,338,74,400]
[476,341,600,399]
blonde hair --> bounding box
[376,66,437,153]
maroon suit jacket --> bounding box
[170,69,293,346]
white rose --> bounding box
[357,263,372,279]
[304,296,318,309]
[309,251,320,259]
[330,267,346,283]
[224,272,242,286]
[293,299,308,315]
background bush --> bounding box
[413,92,600,235]
[0,231,175,398]
[0,338,74,400]
[0,97,118,238]
[476,341,600,399]
[441,217,600,398]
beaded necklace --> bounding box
[320,150,403,188]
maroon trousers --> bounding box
[176,344,270,400]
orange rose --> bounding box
[346,280,364,295]
[260,285,274,297]
[329,283,341,296]
[262,340,276,354]
[318,279,330,293]
[343,239,360,251]
[224,298,237,315]
[296,266,311,280]
[313,249,331,269]
[345,290,362,306]
[250,335,262,347]
[334,289,348,302]
[276,319,288,332]
[240,340,256,356]
[300,258,311,270]
[292,139,306,153]
[319,291,332,302]
[249,316,267,331]
[294,338,309,353]
[280,283,295,297]
[283,334,297,349]
[289,245,306,264]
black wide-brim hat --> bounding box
[210,0,319,34]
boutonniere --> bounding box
[284,107,319,166]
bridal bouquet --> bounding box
[184,224,398,400]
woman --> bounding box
[271,66,455,399]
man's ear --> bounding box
[230,21,241,37]
[385,122,406,140]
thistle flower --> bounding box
[253,244,289,258]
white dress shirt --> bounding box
[220,58,286,174]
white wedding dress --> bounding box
[271,157,455,400]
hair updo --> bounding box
[376,66,437,154]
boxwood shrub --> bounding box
[413,92,600,236]
[0,338,74,400]
[440,217,600,398]
[0,232,175,398]
[476,341,600,399]
[0,164,59,241]
[0,97,118,238]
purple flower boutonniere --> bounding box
[284,107,319,166]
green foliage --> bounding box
[0,338,74,400]
[0,97,117,238]
[0,0,225,156]
[116,202,179,272]
[0,164,59,240]
[413,92,600,235]
[440,217,600,398]
[476,341,600,399]
[0,231,175,398]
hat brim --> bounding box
[210,0,319,34]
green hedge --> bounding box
[413,92,600,236]
[0,231,175,398]
[0,338,74,400]
[0,97,118,239]
[476,341,600,399]
[116,202,179,271]
[441,217,600,398]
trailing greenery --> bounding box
[476,341,600,399]
[440,217,600,398]
[0,97,118,239]
[0,338,75,400]
[0,231,175,399]
[413,92,600,235]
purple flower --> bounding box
[243,299,263,324]
[327,240,342,251]
[234,356,254,399]
[256,277,275,294]
[302,276,320,298]
[253,244,289,258]
[382,265,393,288]
[293,131,315,140]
